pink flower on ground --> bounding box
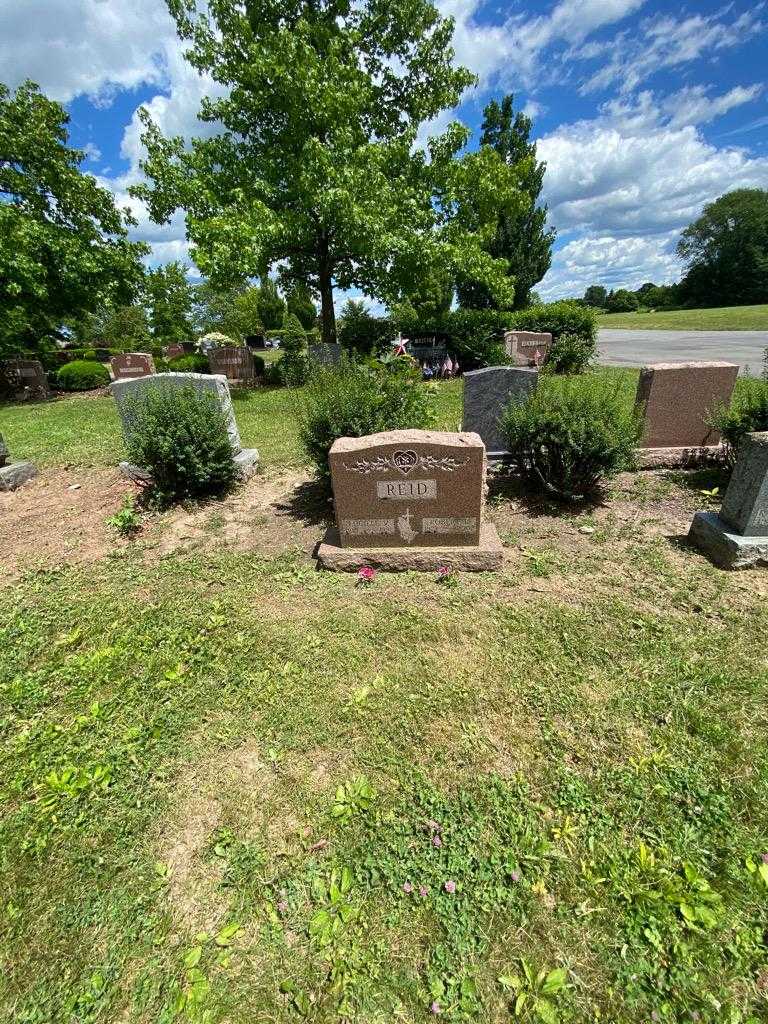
[761,852,768,864]
[436,566,451,580]
[432,835,442,848]
[277,899,288,914]
[510,870,521,883]
[403,881,414,894]
[430,1001,442,1015]
[357,566,376,584]
[419,885,429,897]
[444,880,456,894]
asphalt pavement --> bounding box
[598,329,768,374]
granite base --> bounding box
[688,511,768,569]
[637,445,725,469]
[317,522,504,572]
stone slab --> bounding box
[308,343,342,366]
[633,361,738,449]
[688,511,768,570]
[329,429,486,549]
[317,522,503,572]
[119,448,259,485]
[208,346,257,381]
[720,431,768,536]
[462,366,537,457]
[636,445,725,469]
[1,358,50,399]
[110,352,156,380]
[111,372,242,452]
[0,461,38,491]
[503,331,552,367]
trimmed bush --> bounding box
[168,353,210,374]
[122,383,237,506]
[502,373,641,500]
[298,356,435,477]
[710,376,768,465]
[57,360,111,391]
[275,350,310,386]
[544,332,595,375]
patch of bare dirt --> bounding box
[0,467,135,582]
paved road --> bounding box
[598,329,768,374]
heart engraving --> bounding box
[392,450,418,475]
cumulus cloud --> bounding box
[0,0,174,104]
[538,232,681,299]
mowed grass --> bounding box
[2,370,768,1023]
[598,304,768,331]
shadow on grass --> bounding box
[274,475,333,527]
[488,465,610,518]
[665,466,732,497]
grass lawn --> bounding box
[1,374,768,1024]
[598,304,768,331]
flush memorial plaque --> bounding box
[317,429,503,571]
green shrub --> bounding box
[298,356,435,477]
[168,353,210,374]
[252,354,266,376]
[275,350,310,386]
[502,374,641,500]
[57,360,111,391]
[544,332,595,375]
[122,383,237,506]
[710,376,768,465]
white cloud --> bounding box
[81,141,101,163]
[579,7,765,96]
[538,232,680,299]
[522,100,546,120]
[662,84,763,129]
[0,0,174,104]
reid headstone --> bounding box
[110,352,156,381]
[308,343,342,366]
[317,429,502,571]
[503,331,552,367]
[634,361,738,465]
[110,372,259,480]
[462,366,538,460]
[688,431,768,568]
[208,346,257,382]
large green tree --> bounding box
[677,189,768,307]
[457,94,555,311]
[0,81,148,356]
[132,0,521,344]
[145,261,195,343]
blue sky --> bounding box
[1,0,767,302]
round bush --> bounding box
[709,376,768,465]
[298,356,435,477]
[502,373,641,500]
[544,332,595,375]
[168,354,210,374]
[57,359,110,391]
[122,382,237,506]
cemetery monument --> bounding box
[110,352,156,381]
[1,358,50,401]
[462,366,538,462]
[503,331,552,367]
[208,346,258,382]
[688,431,768,568]
[317,429,503,571]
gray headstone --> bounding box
[462,366,538,457]
[110,372,242,452]
[308,343,342,366]
[720,432,768,536]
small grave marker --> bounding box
[308,343,342,366]
[689,431,768,568]
[318,429,502,571]
[503,331,552,367]
[110,352,156,381]
[1,358,50,400]
[208,346,257,381]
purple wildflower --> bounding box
[510,870,521,883]
[432,835,443,848]
[419,885,429,897]
[357,566,376,585]
[403,881,414,894]
[277,899,288,914]
[444,880,456,894]
[761,852,768,864]
[430,1001,442,1015]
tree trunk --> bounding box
[318,245,336,345]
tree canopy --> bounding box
[457,94,555,312]
[677,189,768,307]
[133,0,522,343]
[0,81,148,356]
[145,261,195,343]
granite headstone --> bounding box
[689,431,768,568]
[318,429,502,571]
[503,331,552,367]
[1,358,50,400]
[308,343,342,366]
[462,366,538,459]
[208,346,257,381]
[110,352,156,381]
